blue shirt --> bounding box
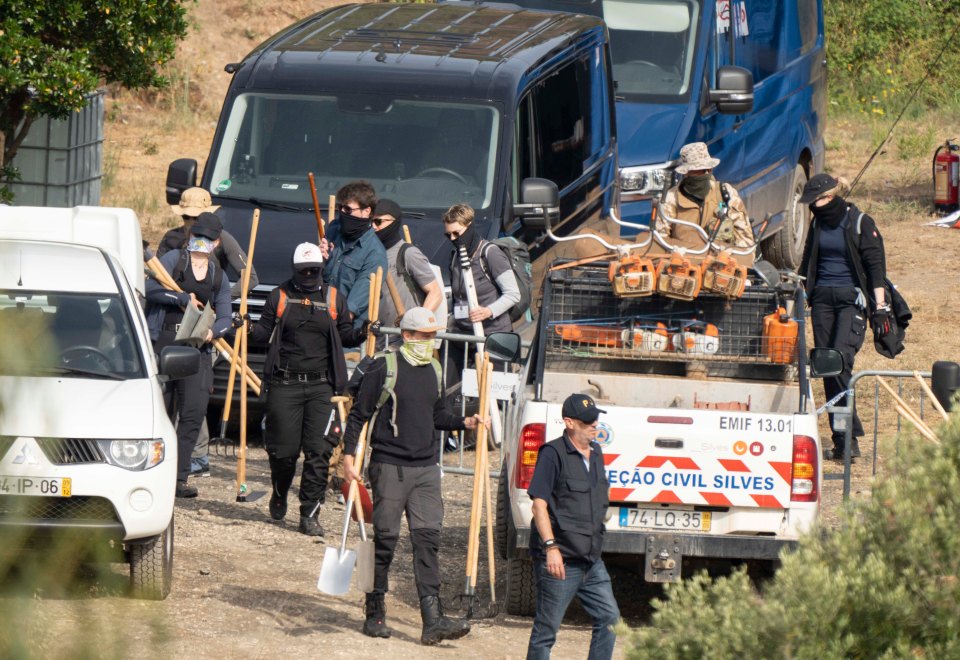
[815,220,856,287]
[323,223,388,329]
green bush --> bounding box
[826,1,960,113]
[624,416,960,659]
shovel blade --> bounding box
[317,546,357,595]
[355,540,375,593]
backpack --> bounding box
[347,351,443,437]
[171,249,224,295]
[276,287,338,321]
[479,237,533,323]
[396,243,448,324]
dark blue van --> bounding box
[164,2,617,399]
[510,0,827,269]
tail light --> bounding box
[516,423,546,490]
[790,434,818,502]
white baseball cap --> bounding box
[292,242,323,270]
[399,306,443,333]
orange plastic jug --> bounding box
[762,307,798,363]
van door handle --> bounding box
[655,438,683,449]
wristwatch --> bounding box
[543,538,558,549]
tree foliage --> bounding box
[825,0,960,114]
[0,1,191,169]
[624,416,960,659]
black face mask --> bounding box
[339,210,371,242]
[292,268,322,292]
[375,218,404,249]
[809,195,847,228]
[450,224,481,256]
[680,172,714,201]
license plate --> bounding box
[620,507,710,532]
[0,476,71,497]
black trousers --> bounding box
[369,461,444,600]
[810,286,867,446]
[264,378,336,516]
[156,333,212,483]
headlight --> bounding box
[620,164,676,195]
[96,440,164,471]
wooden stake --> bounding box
[365,267,383,358]
[913,371,950,422]
[403,224,412,245]
[876,376,939,444]
[308,172,325,242]
[328,195,336,228]
[236,209,260,501]
[482,360,497,605]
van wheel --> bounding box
[495,470,509,560]
[762,164,809,270]
[505,557,536,616]
[129,517,173,600]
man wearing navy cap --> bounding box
[526,394,620,660]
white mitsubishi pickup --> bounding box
[496,259,839,615]
[0,206,199,599]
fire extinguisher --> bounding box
[933,139,960,214]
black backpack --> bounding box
[479,237,533,324]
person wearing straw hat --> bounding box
[342,307,484,644]
[145,212,233,499]
[656,141,753,252]
[247,243,365,535]
[526,393,620,660]
[159,187,258,298]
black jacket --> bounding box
[799,202,886,302]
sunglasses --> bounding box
[338,204,366,215]
[372,216,394,228]
[445,230,464,240]
[298,267,321,276]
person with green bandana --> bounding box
[342,306,485,645]
[656,141,754,256]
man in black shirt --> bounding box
[343,307,482,645]
[249,243,365,535]
[526,394,619,660]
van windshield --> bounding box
[208,93,500,210]
[514,0,701,102]
[0,292,144,379]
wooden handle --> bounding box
[482,360,497,602]
[236,209,260,498]
[403,224,412,245]
[221,325,243,423]
[465,353,491,587]
[308,172,325,242]
[328,195,336,229]
[913,371,950,422]
[385,273,406,319]
[365,267,384,357]
[877,376,939,444]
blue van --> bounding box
[164,2,617,400]
[510,0,827,269]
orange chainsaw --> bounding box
[701,250,748,298]
[608,254,657,298]
[655,252,702,301]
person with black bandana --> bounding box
[798,173,889,462]
[145,213,233,499]
[248,243,367,535]
[655,141,754,255]
[319,181,388,333]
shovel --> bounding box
[319,478,360,595]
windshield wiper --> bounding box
[229,197,312,213]
[34,365,127,381]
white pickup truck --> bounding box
[0,206,198,599]
[496,259,837,615]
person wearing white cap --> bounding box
[247,242,367,535]
[159,187,259,298]
[342,307,484,644]
[655,141,754,252]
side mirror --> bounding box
[514,177,560,230]
[709,65,754,115]
[809,348,843,378]
[159,345,201,381]
[484,332,522,363]
[751,260,781,289]
[166,158,198,205]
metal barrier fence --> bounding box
[828,369,935,500]
[378,327,530,479]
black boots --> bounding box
[175,481,198,498]
[298,514,323,536]
[419,595,470,646]
[824,437,862,462]
[362,593,391,638]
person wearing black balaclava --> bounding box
[799,173,889,463]
[319,180,388,332]
[248,243,365,535]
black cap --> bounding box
[374,198,403,222]
[799,173,840,204]
[561,394,607,423]
[190,212,222,240]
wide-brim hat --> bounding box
[675,142,721,174]
[171,187,220,217]
[399,306,442,333]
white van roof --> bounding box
[0,240,120,294]
[0,206,144,293]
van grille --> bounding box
[36,438,105,465]
[0,495,118,522]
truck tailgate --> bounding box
[548,405,795,509]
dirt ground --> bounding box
[3,0,959,656]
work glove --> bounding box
[231,312,251,329]
[871,305,893,335]
[368,320,382,336]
